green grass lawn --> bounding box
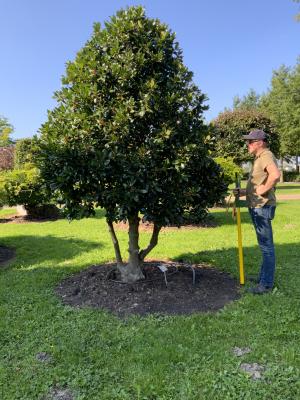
[1,202,299,399]
[229,181,300,196]
[0,207,17,217]
[275,183,300,195]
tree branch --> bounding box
[139,223,161,261]
[107,220,123,266]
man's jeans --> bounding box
[248,205,276,288]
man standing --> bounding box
[234,129,281,294]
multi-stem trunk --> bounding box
[106,214,161,283]
[118,214,145,283]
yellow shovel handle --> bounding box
[236,207,245,285]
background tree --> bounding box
[38,6,226,283]
[14,137,37,168]
[260,61,300,174]
[209,109,280,165]
[0,116,14,146]
[232,89,261,111]
[0,135,56,218]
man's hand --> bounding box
[232,188,246,197]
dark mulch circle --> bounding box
[0,245,15,267]
[56,261,240,317]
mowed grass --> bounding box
[276,183,300,195]
[0,202,299,399]
[0,207,17,217]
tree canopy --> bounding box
[38,6,226,282]
[260,61,300,159]
[232,89,261,111]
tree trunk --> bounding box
[139,223,161,261]
[280,156,284,182]
[107,220,123,267]
[118,214,145,283]
[296,155,299,174]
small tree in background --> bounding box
[0,147,14,171]
[14,137,37,168]
[232,89,261,111]
[260,62,300,174]
[0,116,14,147]
[38,6,226,283]
[209,109,280,165]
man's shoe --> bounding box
[247,284,272,295]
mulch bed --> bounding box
[0,245,15,267]
[56,261,240,317]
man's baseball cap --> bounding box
[242,129,267,140]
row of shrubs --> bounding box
[0,138,244,220]
[1,137,299,220]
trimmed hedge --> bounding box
[0,166,58,217]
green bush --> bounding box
[0,166,57,217]
[214,157,243,185]
[210,109,280,164]
[283,171,300,182]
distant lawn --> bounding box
[229,181,300,195]
[0,207,17,218]
[0,203,299,399]
[275,183,300,195]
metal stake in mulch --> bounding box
[185,264,196,285]
[157,264,169,287]
[156,263,196,286]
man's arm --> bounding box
[256,163,281,196]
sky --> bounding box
[1,0,299,140]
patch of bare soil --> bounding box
[56,261,240,317]
[0,245,15,267]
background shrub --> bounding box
[283,171,300,182]
[214,157,243,186]
[210,109,280,164]
[0,166,57,217]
